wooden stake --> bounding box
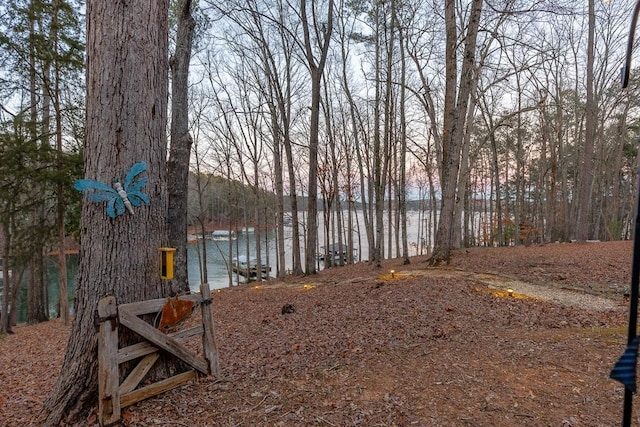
[200,282,220,375]
[97,296,120,426]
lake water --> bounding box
[187,210,433,289]
[11,211,434,322]
[12,254,80,323]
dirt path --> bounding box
[411,268,625,312]
[302,266,626,313]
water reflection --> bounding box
[187,228,276,290]
[12,211,431,322]
[14,254,79,323]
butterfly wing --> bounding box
[106,198,117,218]
[107,197,125,218]
[123,162,149,207]
[76,163,148,217]
[126,176,148,193]
[123,162,147,189]
[114,197,125,216]
[127,191,150,207]
[106,197,126,218]
[74,179,118,203]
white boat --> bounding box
[211,230,236,240]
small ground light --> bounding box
[507,288,514,297]
[390,269,395,278]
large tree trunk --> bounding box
[430,0,483,265]
[273,123,286,278]
[371,1,383,268]
[26,2,48,325]
[301,0,333,275]
[576,0,595,242]
[283,131,303,275]
[0,226,12,334]
[53,0,70,324]
[398,18,409,265]
[167,0,195,294]
[39,1,169,424]
[430,0,458,265]
[379,0,395,265]
[27,250,47,324]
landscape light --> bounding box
[507,288,514,297]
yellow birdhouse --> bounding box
[159,247,176,279]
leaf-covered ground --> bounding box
[0,241,636,426]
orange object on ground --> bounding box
[158,296,195,332]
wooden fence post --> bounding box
[96,292,217,423]
[199,282,219,375]
[98,295,120,425]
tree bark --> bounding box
[26,1,48,326]
[0,226,12,334]
[167,0,195,294]
[398,17,409,265]
[371,0,383,268]
[301,0,333,274]
[27,250,47,324]
[39,1,169,424]
[430,0,483,265]
[576,0,595,242]
[53,0,70,324]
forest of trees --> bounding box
[1,0,640,328]
[0,0,639,321]
[0,0,639,424]
[183,0,640,268]
[0,0,84,332]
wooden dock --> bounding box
[232,265,271,279]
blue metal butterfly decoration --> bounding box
[74,162,150,218]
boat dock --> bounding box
[232,264,271,280]
[232,255,271,280]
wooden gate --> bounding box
[97,282,219,425]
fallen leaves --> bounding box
[0,241,635,426]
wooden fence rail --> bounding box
[97,282,219,426]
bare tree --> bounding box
[167,0,196,293]
[300,0,333,274]
[575,0,596,242]
[39,0,170,423]
[430,0,483,264]
[398,9,410,265]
